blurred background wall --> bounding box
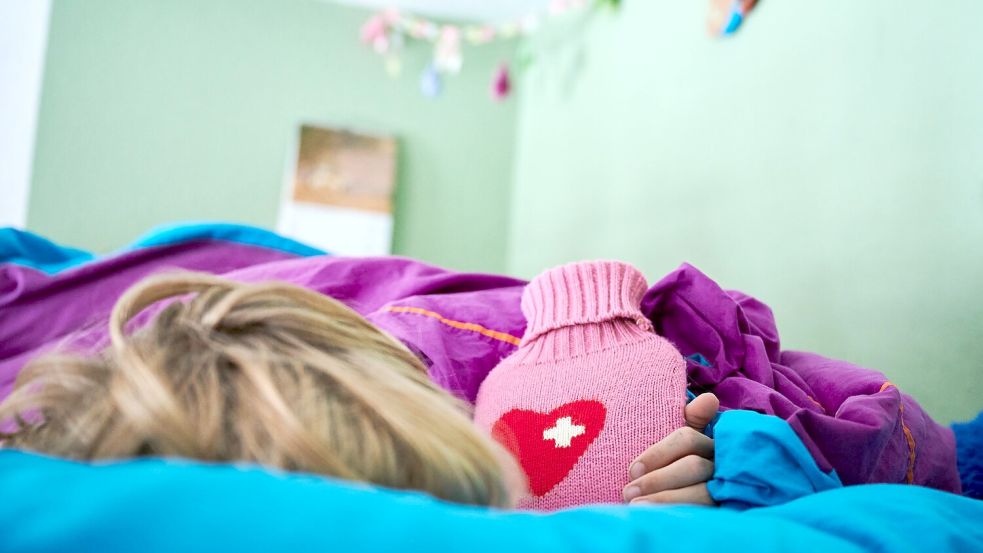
[27,0,518,272]
[14,0,983,421]
[508,0,983,422]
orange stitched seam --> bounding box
[383,306,522,346]
[880,381,917,484]
[806,395,825,411]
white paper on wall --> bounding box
[276,201,392,256]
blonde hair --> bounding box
[0,272,511,507]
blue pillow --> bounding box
[1,451,981,552]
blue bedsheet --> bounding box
[0,450,980,552]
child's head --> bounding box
[0,272,512,507]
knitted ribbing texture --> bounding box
[474,260,687,511]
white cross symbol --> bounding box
[542,416,586,448]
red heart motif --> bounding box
[491,400,606,496]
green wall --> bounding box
[509,1,983,422]
[28,0,517,272]
[28,0,983,422]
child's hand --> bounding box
[622,393,719,506]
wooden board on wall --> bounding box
[291,125,397,214]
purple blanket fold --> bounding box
[642,264,959,491]
[0,244,960,493]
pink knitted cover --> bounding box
[474,261,687,510]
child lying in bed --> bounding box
[0,245,968,509]
[0,273,521,508]
[0,268,730,510]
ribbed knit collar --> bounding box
[519,260,653,349]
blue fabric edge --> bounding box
[0,222,326,274]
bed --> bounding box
[1,222,980,552]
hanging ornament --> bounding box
[707,0,759,36]
[433,26,463,74]
[497,21,521,39]
[362,20,389,53]
[382,29,404,78]
[384,55,402,78]
[406,17,439,41]
[464,25,496,45]
[490,63,511,102]
[420,64,442,98]
[360,9,400,54]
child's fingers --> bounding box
[629,426,714,478]
[623,454,713,502]
[684,393,720,432]
[629,483,715,506]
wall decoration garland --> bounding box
[359,0,621,101]
[360,0,758,101]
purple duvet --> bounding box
[0,226,960,493]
